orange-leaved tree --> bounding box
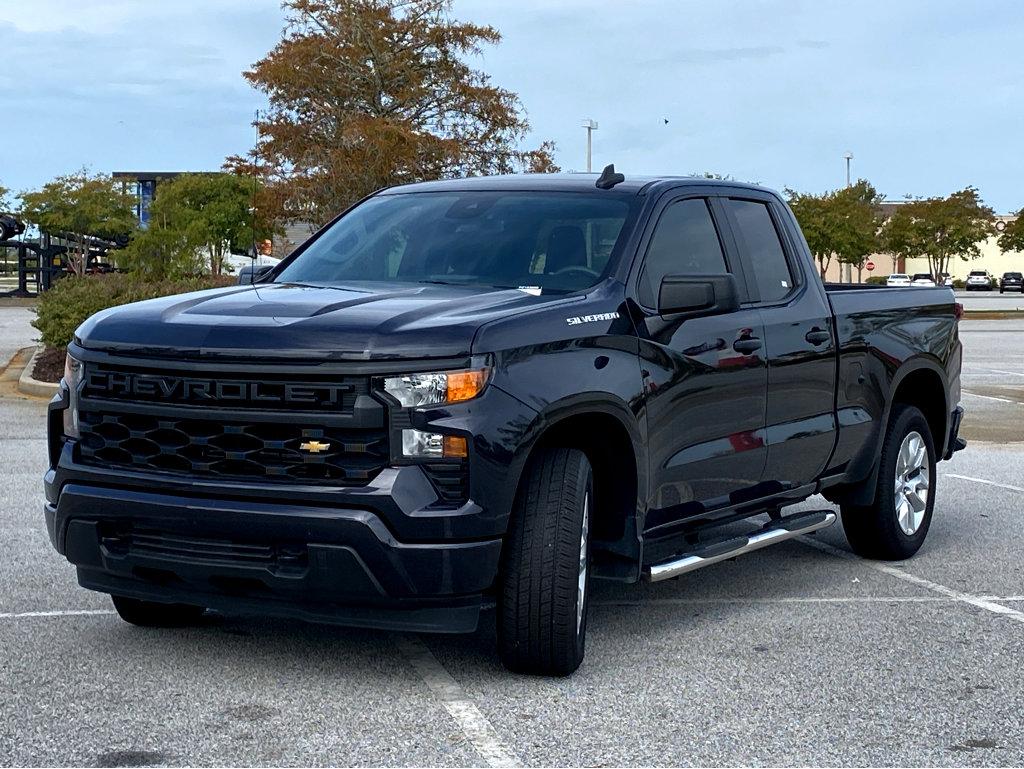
[230,0,559,227]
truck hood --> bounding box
[76,282,562,361]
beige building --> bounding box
[818,208,1020,283]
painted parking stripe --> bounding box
[592,595,1024,606]
[0,609,116,619]
[799,537,1024,626]
[945,473,1024,493]
[961,390,1024,405]
[393,634,520,768]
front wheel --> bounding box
[498,448,592,676]
[840,404,936,560]
[111,595,206,627]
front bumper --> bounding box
[44,480,502,632]
[44,374,541,633]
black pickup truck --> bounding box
[45,170,964,675]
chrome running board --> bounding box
[644,510,837,582]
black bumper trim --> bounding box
[46,481,503,632]
[944,405,966,460]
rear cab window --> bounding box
[725,199,795,304]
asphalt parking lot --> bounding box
[2,316,1023,767]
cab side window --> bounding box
[726,199,794,303]
[639,198,727,306]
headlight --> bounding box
[62,352,83,438]
[383,367,490,408]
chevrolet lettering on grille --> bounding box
[85,371,351,406]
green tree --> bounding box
[123,173,274,278]
[997,211,1024,255]
[20,170,137,274]
[0,181,11,211]
[787,180,883,280]
[882,188,995,281]
[230,0,559,226]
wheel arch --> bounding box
[508,395,646,573]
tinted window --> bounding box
[275,192,635,294]
[639,199,726,306]
[727,199,794,303]
[970,271,987,276]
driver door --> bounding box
[633,194,769,533]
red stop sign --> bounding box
[865,260,876,271]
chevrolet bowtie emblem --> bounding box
[300,440,331,453]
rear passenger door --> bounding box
[633,193,768,532]
[720,195,837,491]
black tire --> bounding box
[111,595,205,627]
[498,448,592,676]
[840,404,937,560]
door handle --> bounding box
[733,337,762,354]
[805,328,831,345]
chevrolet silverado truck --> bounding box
[45,169,964,676]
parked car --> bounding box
[965,270,993,291]
[999,272,1023,293]
[886,273,911,287]
[45,171,965,675]
[911,273,936,287]
[941,273,954,286]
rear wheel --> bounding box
[111,595,205,627]
[840,404,936,560]
[498,448,592,676]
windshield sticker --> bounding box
[518,286,543,296]
[566,311,621,326]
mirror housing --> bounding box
[657,274,740,317]
[237,264,273,285]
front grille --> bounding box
[101,527,307,571]
[78,410,388,485]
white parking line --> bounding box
[0,609,116,619]
[798,537,1024,626]
[961,390,1024,405]
[945,473,1024,493]
[593,595,1024,606]
[393,634,520,768]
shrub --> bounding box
[32,273,234,349]
[952,278,965,289]
[865,275,887,285]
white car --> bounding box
[965,270,993,291]
[911,273,936,287]
[886,273,911,287]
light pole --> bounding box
[582,119,599,172]
[843,151,854,283]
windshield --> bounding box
[912,274,932,280]
[890,274,908,279]
[1006,273,1022,278]
[275,191,637,293]
[970,271,987,276]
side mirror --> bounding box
[237,265,273,285]
[658,273,740,317]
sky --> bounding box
[1,0,1022,212]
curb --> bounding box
[17,345,60,398]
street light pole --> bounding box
[582,119,599,172]
[843,151,854,283]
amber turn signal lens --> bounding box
[442,435,468,458]
[446,369,489,403]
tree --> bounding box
[230,0,559,226]
[997,210,1024,255]
[787,180,883,280]
[832,181,885,282]
[20,170,137,274]
[123,173,275,279]
[882,188,995,282]
[0,182,10,211]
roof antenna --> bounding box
[595,163,624,190]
